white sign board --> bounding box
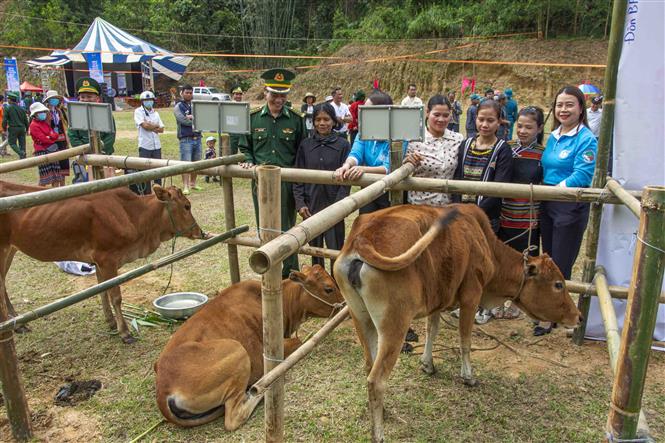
[67,102,114,133]
[358,105,425,141]
[192,101,250,134]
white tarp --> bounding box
[586,0,665,343]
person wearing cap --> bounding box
[2,91,28,158]
[347,90,365,145]
[301,92,316,137]
[204,136,220,183]
[135,90,165,188]
[324,96,333,103]
[173,84,202,195]
[68,77,116,156]
[465,94,480,138]
[28,102,65,187]
[44,90,70,184]
[504,88,518,139]
[232,87,243,102]
[237,68,305,278]
[21,92,33,112]
[587,96,603,139]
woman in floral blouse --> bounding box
[404,94,464,206]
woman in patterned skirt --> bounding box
[28,102,64,187]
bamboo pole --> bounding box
[572,0,628,345]
[595,266,651,436]
[220,134,240,283]
[389,141,403,205]
[223,237,665,304]
[81,155,641,205]
[256,166,284,443]
[250,306,350,397]
[0,277,32,442]
[0,144,90,174]
[607,186,665,441]
[0,154,245,214]
[0,227,249,333]
[566,279,665,304]
[249,163,416,274]
[607,178,641,218]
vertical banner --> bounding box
[587,0,665,343]
[40,70,51,92]
[117,73,127,96]
[3,57,21,92]
[83,52,104,84]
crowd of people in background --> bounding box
[1,71,602,336]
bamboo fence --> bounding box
[0,144,90,174]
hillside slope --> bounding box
[247,38,608,108]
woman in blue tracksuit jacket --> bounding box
[536,85,597,336]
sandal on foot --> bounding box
[533,325,553,336]
[502,307,521,320]
[405,327,419,342]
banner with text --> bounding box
[83,52,104,84]
[3,57,21,92]
[587,0,665,344]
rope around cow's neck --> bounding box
[300,285,346,311]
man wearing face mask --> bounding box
[134,90,165,188]
[238,68,305,278]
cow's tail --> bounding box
[357,208,458,272]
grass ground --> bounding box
[1,109,664,442]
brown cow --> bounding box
[0,180,204,343]
[333,204,582,442]
[154,264,344,431]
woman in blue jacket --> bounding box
[535,85,597,336]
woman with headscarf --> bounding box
[293,103,351,271]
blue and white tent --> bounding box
[26,17,192,89]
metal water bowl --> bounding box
[153,292,208,320]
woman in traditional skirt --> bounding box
[43,90,69,185]
[28,102,64,187]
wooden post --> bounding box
[221,134,240,283]
[257,165,284,443]
[607,185,665,441]
[0,278,33,442]
[89,131,105,181]
[572,0,628,345]
[389,141,403,206]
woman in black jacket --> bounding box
[293,103,351,271]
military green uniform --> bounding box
[2,100,28,158]
[68,123,116,155]
[67,77,116,155]
[238,104,305,277]
[228,133,240,155]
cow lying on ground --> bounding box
[0,180,204,343]
[154,264,344,431]
[333,204,582,443]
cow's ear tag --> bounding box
[526,264,539,277]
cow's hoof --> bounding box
[122,335,137,344]
[420,362,436,375]
[462,377,478,387]
[107,323,118,331]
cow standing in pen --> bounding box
[334,204,583,442]
[0,181,205,343]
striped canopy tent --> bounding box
[26,17,193,96]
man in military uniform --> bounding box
[238,68,305,277]
[1,92,28,158]
[68,77,116,177]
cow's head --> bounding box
[153,185,204,240]
[289,264,344,317]
[511,254,582,328]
